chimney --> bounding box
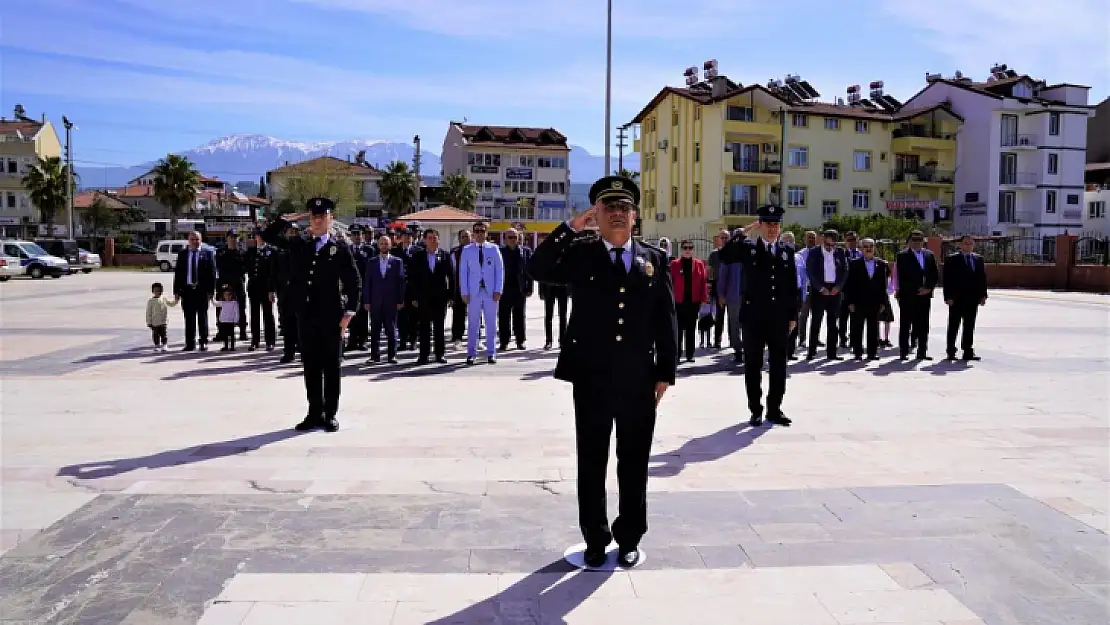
[710,76,728,99]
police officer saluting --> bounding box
[719,204,798,427]
[262,198,361,432]
[528,175,678,569]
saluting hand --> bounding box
[569,206,597,231]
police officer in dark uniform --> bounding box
[215,230,248,342]
[390,229,415,350]
[244,228,278,350]
[719,205,798,427]
[345,225,371,352]
[262,198,361,432]
[273,223,300,363]
[527,175,678,570]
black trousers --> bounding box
[451,297,467,341]
[180,288,209,348]
[788,294,805,354]
[742,319,789,416]
[398,301,416,348]
[543,292,568,345]
[150,325,167,346]
[249,290,276,347]
[299,319,343,417]
[572,384,656,550]
[370,309,398,359]
[714,303,726,347]
[498,292,527,347]
[418,301,448,359]
[898,295,932,356]
[838,297,854,345]
[219,322,237,349]
[807,288,840,358]
[850,306,880,358]
[675,301,699,360]
[946,302,979,355]
[347,307,369,349]
[280,301,299,357]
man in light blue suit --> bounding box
[458,221,504,364]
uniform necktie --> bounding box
[966,254,973,270]
[611,247,626,278]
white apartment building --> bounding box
[1083,185,1109,237]
[440,123,571,233]
[898,66,1093,240]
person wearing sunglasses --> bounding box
[894,230,939,360]
[669,239,709,363]
[527,175,678,570]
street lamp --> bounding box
[603,0,612,173]
[62,116,74,239]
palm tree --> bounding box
[441,173,476,211]
[22,156,75,236]
[616,168,640,182]
[152,154,200,238]
[377,160,417,215]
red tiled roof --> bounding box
[119,184,154,197]
[74,191,131,210]
[198,175,222,183]
[0,120,43,136]
[453,123,569,149]
[247,196,270,206]
[269,156,380,175]
[404,206,482,222]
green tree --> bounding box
[258,176,267,199]
[151,154,200,238]
[274,158,359,217]
[615,168,640,181]
[377,160,417,215]
[117,204,147,227]
[441,173,476,211]
[22,156,76,236]
[272,198,297,217]
[81,196,119,235]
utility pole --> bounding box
[616,124,629,174]
[412,135,422,213]
[603,0,613,173]
[62,116,74,238]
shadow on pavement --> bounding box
[648,423,769,478]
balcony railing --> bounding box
[891,127,956,140]
[999,171,1039,186]
[892,168,955,184]
[729,158,781,174]
[1001,134,1038,148]
[722,200,759,216]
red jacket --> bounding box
[670,257,709,304]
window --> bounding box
[1067,194,1079,205]
[537,156,567,168]
[851,189,871,210]
[672,147,678,163]
[5,192,14,208]
[822,200,838,218]
[1046,190,1057,214]
[791,113,808,128]
[853,150,872,171]
[965,192,980,203]
[1000,114,1018,146]
[822,162,840,180]
[671,186,678,205]
[693,184,700,205]
[694,142,700,162]
[517,155,535,167]
[672,110,679,126]
[1047,153,1058,175]
[726,106,754,122]
[1049,112,1061,136]
[999,152,1017,184]
[855,120,869,133]
[824,118,840,130]
[998,191,1017,222]
[5,159,15,174]
[694,106,701,120]
[788,146,809,168]
[786,186,807,207]
[1089,201,1106,219]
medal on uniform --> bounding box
[330,246,337,256]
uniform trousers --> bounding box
[850,306,881,358]
[399,300,417,349]
[543,291,568,345]
[451,297,467,341]
[898,295,932,356]
[572,383,656,550]
[418,301,448,359]
[248,289,276,347]
[347,307,369,349]
[179,287,210,348]
[498,289,527,347]
[467,289,498,357]
[742,318,790,416]
[279,295,299,357]
[298,318,343,418]
[725,300,743,356]
[807,286,841,358]
[946,301,979,355]
[370,309,398,360]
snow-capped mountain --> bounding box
[76,133,640,190]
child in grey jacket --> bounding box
[146,282,177,351]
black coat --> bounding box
[499,245,534,296]
[844,257,890,311]
[261,219,361,327]
[805,245,849,292]
[942,252,988,304]
[895,248,939,298]
[719,237,799,325]
[215,247,246,288]
[407,247,454,306]
[244,245,278,295]
[172,247,217,298]
[527,223,677,387]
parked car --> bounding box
[116,243,152,254]
[78,248,102,273]
[0,249,21,281]
[0,240,71,279]
[155,239,214,272]
[34,239,80,273]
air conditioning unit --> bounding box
[658,139,669,150]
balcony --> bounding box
[891,127,956,154]
[1001,134,1038,149]
[722,199,759,217]
[891,168,955,193]
[999,172,1039,189]
[723,117,780,140]
[725,158,781,179]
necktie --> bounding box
[478,245,485,266]
[190,250,197,286]
[966,254,973,271]
[611,247,626,278]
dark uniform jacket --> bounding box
[719,237,800,325]
[215,246,245,289]
[261,219,361,327]
[527,223,678,387]
[244,245,277,295]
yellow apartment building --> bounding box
[0,106,63,239]
[630,72,962,241]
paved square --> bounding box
[1,272,1107,624]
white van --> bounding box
[155,240,214,272]
[0,240,72,279]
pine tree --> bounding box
[258,176,267,199]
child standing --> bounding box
[146,282,176,351]
[217,286,240,351]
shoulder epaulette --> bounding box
[569,231,600,246]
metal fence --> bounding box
[1074,236,1110,266]
[644,235,715,260]
[972,236,1056,264]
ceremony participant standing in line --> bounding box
[794,230,818,351]
[838,230,863,347]
[805,229,849,361]
[345,226,372,352]
[392,229,418,350]
[707,231,728,348]
[498,228,533,350]
[720,205,798,427]
[780,232,806,360]
[844,238,889,361]
[540,279,569,350]
[172,231,217,352]
[273,223,300,363]
[217,286,241,351]
[943,234,987,361]
[449,229,471,345]
[244,228,278,351]
[409,229,454,364]
[364,234,405,364]
[895,230,939,361]
[528,175,677,569]
[716,235,745,364]
[262,198,361,433]
[670,240,709,363]
[459,221,503,365]
[215,230,248,343]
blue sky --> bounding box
[3,0,1106,169]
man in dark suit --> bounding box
[261,198,361,433]
[344,226,372,352]
[527,175,677,570]
[720,205,799,427]
[943,234,988,361]
[498,228,534,350]
[272,223,300,363]
[364,234,406,364]
[172,231,217,351]
[408,228,454,364]
[392,230,417,350]
[837,230,863,348]
[215,231,248,342]
[804,229,849,360]
[539,281,569,350]
[895,230,940,360]
[844,237,890,361]
[449,229,471,344]
[244,228,278,351]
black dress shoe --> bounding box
[946,353,958,361]
[517,343,525,350]
[899,354,909,361]
[266,344,275,351]
[487,356,496,364]
[322,417,339,433]
[280,354,295,363]
[544,342,552,350]
[583,546,607,568]
[618,548,640,568]
[466,357,475,365]
[199,344,208,352]
[435,357,448,364]
[828,355,844,361]
[962,352,981,361]
[415,357,429,365]
[749,413,764,427]
[388,357,398,364]
[182,345,195,352]
[917,354,933,361]
[294,415,322,431]
[767,412,792,426]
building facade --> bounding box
[0,107,63,239]
[1083,185,1109,238]
[440,123,571,243]
[267,156,382,219]
[898,69,1093,238]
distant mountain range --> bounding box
[76,133,641,191]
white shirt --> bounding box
[822,246,837,283]
[427,249,438,272]
[913,248,925,269]
[378,255,389,277]
[864,258,875,278]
